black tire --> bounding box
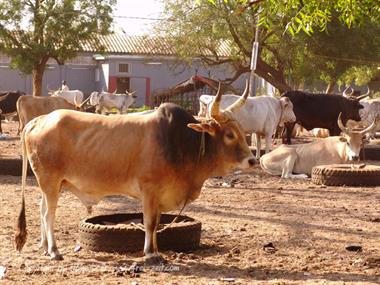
[361,145,380,161]
[79,213,202,253]
[311,164,380,186]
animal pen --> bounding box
[152,75,236,114]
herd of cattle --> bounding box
[0,83,377,264]
[0,89,137,134]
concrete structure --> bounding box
[0,34,260,107]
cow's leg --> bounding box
[17,120,22,136]
[285,122,295,145]
[280,151,307,179]
[143,196,165,265]
[255,133,261,159]
[39,180,62,260]
[264,133,272,154]
[250,133,255,148]
[39,193,48,255]
[281,153,296,178]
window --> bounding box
[119,63,129,73]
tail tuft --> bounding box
[14,200,27,252]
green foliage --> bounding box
[166,1,380,90]
[200,0,380,34]
[373,91,380,99]
[128,105,152,113]
[0,0,116,74]
[340,66,380,86]
[291,17,380,87]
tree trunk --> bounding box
[32,61,47,96]
[255,58,291,93]
[325,81,336,94]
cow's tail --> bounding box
[15,127,28,251]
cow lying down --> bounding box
[260,114,376,178]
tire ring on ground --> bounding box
[79,213,202,253]
[311,164,380,186]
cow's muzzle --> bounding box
[351,155,360,161]
[248,158,256,166]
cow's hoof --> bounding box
[144,254,167,266]
[50,253,64,261]
[41,250,49,256]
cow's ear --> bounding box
[188,123,216,136]
[339,137,347,142]
[281,97,289,107]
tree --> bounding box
[156,0,293,92]
[202,0,380,34]
[157,0,380,93]
[289,17,380,93]
[0,0,116,96]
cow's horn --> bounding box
[78,95,92,109]
[337,113,349,134]
[359,117,377,135]
[357,86,370,100]
[210,82,223,120]
[226,79,249,113]
[342,86,353,97]
[74,93,80,107]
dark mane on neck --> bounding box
[156,103,216,167]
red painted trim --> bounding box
[145,77,151,106]
[108,76,117,92]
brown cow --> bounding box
[15,87,255,265]
[16,95,91,133]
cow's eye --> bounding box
[226,131,235,140]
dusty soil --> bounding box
[0,121,379,284]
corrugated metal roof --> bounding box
[81,34,231,57]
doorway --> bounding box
[116,77,130,93]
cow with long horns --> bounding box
[260,114,376,178]
[198,82,296,159]
[282,91,366,144]
[15,85,255,264]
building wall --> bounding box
[103,56,249,106]
[0,52,255,106]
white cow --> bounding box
[49,90,84,105]
[89,90,136,114]
[293,124,330,138]
[260,114,376,178]
[359,99,380,137]
[342,87,380,138]
[199,86,296,159]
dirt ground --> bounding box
[0,121,379,284]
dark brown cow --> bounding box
[0,91,25,133]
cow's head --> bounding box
[197,95,213,118]
[188,83,255,174]
[126,91,137,99]
[338,113,376,161]
[198,101,208,117]
[279,97,296,126]
[73,94,92,111]
[343,97,364,122]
